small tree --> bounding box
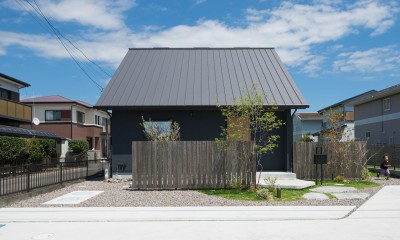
[218,83,284,185]
[300,132,314,142]
[140,117,181,141]
[68,140,89,159]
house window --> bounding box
[345,112,354,121]
[102,117,108,126]
[366,131,371,138]
[95,115,101,125]
[383,98,390,111]
[0,88,10,100]
[45,110,62,121]
[389,137,394,144]
[77,111,85,124]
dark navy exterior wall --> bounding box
[111,109,291,172]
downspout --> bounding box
[290,109,298,172]
[106,111,112,178]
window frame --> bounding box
[366,131,371,138]
[45,110,62,121]
[76,111,85,124]
[383,98,390,111]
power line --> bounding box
[19,0,110,91]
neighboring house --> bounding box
[21,95,111,160]
[317,90,376,141]
[0,73,59,140]
[293,112,322,142]
[352,84,400,144]
[96,48,309,172]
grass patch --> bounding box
[316,180,379,189]
[198,180,379,202]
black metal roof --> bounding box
[0,125,60,139]
[0,73,31,88]
[96,48,308,109]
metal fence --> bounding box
[132,141,256,190]
[367,144,400,170]
[0,160,108,197]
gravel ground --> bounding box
[6,177,400,208]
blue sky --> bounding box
[0,0,399,112]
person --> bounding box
[379,155,391,180]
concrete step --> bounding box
[258,179,315,190]
[257,172,297,180]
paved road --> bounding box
[0,186,399,240]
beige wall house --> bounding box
[21,95,111,159]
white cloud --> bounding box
[303,56,326,76]
[193,0,206,7]
[0,0,397,70]
[333,45,400,72]
[4,0,135,30]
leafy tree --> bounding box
[300,132,314,142]
[24,138,45,164]
[140,117,181,141]
[0,136,27,165]
[218,82,284,185]
[68,140,89,158]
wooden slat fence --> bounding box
[132,141,255,189]
[293,142,367,180]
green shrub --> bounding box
[24,138,45,164]
[264,176,277,193]
[361,167,372,181]
[256,188,269,199]
[0,136,27,164]
[334,175,345,183]
[68,140,89,157]
[229,176,244,190]
[38,139,56,158]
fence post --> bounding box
[26,166,30,192]
[60,163,63,185]
[86,160,89,177]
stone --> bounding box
[310,186,357,193]
[303,193,329,200]
[332,193,370,200]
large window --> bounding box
[77,111,85,124]
[102,117,108,126]
[0,88,10,100]
[45,110,71,121]
[383,98,390,111]
[95,115,101,125]
[45,110,62,121]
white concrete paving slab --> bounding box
[0,206,355,222]
[349,185,400,219]
[311,186,356,193]
[258,179,315,189]
[43,191,103,205]
[303,193,329,200]
[332,193,370,200]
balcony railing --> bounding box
[0,98,32,122]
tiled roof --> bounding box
[22,95,93,108]
[96,48,308,109]
[0,125,60,139]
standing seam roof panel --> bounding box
[264,50,295,105]
[249,49,282,105]
[116,51,144,106]
[96,48,308,108]
[97,50,133,106]
[271,50,306,105]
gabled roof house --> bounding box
[96,48,308,172]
